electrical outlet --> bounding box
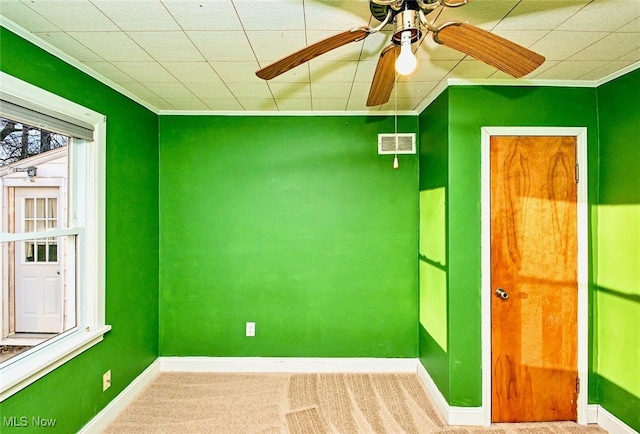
[103,370,111,391]
[246,322,255,337]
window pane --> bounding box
[25,242,34,262]
[48,198,57,219]
[36,198,45,218]
[37,243,46,262]
[49,243,57,262]
[25,198,34,218]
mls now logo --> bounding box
[4,416,57,427]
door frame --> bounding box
[480,127,589,426]
[1,177,67,338]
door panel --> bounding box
[491,136,578,422]
[14,187,63,333]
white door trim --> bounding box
[480,127,589,426]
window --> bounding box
[0,72,108,401]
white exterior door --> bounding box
[14,187,63,333]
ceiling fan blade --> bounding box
[367,44,400,107]
[435,22,545,78]
[256,28,370,80]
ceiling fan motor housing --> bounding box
[393,8,422,44]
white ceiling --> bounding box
[1,0,639,114]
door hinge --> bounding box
[576,376,581,394]
[575,163,579,184]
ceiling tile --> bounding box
[226,82,274,99]
[304,1,373,31]
[558,0,640,32]
[163,0,242,31]
[275,98,312,111]
[530,31,609,61]
[112,62,176,82]
[202,98,245,111]
[163,98,209,110]
[579,59,639,79]
[360,31,394,62]
[619,46,640,61]
[25,0,119,31]
[311,99,350,111]
[352,60,380,83]
[146,98,175,110]
[33,31,103,61]
[84,61,136,82]
[188,31,256,62]
[68,31,153,61]
[233,0,304,31]
[246,30,307,63]
[494,1,590,31]
[142,82,196,99]
[533,60,608,80]
[209,61,265,83]
[311,82,354,99]
[160,62,222,84]
[490,30,549,48]
[569,32,640,60]
[349,82,375,102]
[268,82,311,100]
[0,0,61,32]
[309,61,358,83]
[92,0,180,31]
[346,98,376,111]
[183,82,235,99]
[446,60,500,79]
[618,17,640,32]
[236,98,278,111]
[401,60,458,82]
[128,31,205,61]
[438,0,520,30]
[116,82,161,99]
[417,37,466,61]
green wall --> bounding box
[418,85,600,407]
[418,89,450,401]
[0,27,159,433]
[593,68,640,431]
[159,115,419,358]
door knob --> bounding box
[495,288,509,300]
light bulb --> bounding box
[395,30,417,75]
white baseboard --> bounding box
[78,359,160,434]
[416,362,488,426]
[588,404,600,424]
[596,406,639,434]
[416,362,453,423]
[159,356,418,373]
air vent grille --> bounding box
[378,133,416,155]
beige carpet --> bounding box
[104,373,607,434]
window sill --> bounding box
[0,325,111,401]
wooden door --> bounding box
[490,136,578,422]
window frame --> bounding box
[0,72,109,401]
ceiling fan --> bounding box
[255,0,545,107]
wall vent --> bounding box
[377,133,416,155]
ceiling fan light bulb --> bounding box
[395,31,417,75]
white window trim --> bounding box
[0,71,109,402]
